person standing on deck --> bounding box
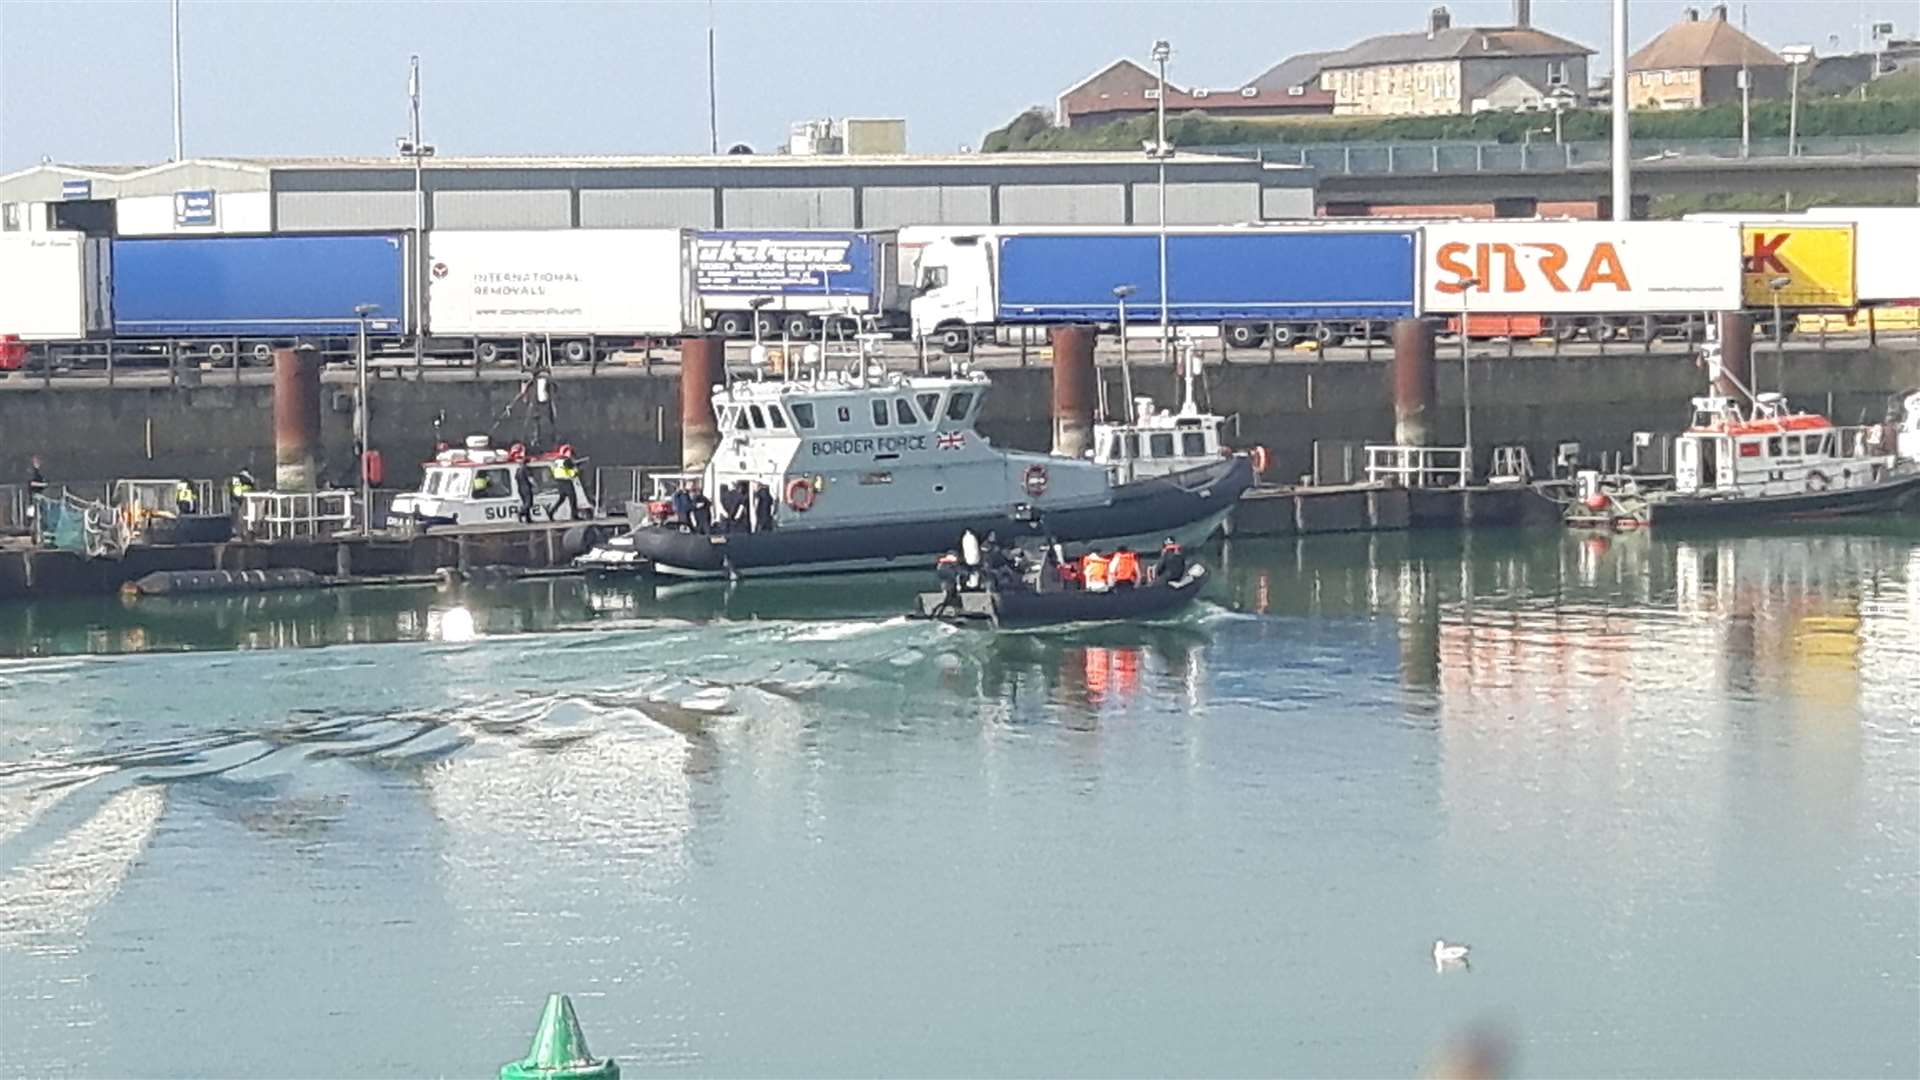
[24,456,48,533]
[750,482,776,533]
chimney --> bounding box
[1685,7,1699,21]
[1710,3,1728,20]
[1429,5,1451,35]
[1513,0,1531,28]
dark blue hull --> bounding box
[1647,470,1920,527]
[620,457,1252,578]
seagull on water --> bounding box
[1433,939,1471,972]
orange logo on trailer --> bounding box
[1433,242,1631,295]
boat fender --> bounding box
[1807,470,1832,493]
[1249,445,1270,476]
[1023,464,1049,498]
[786,477,816,512]
[962,530,981,567]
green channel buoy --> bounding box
[499,993,620,1080]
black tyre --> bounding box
[781,314,812,340]
[939,326,970,354]
[562,340,590,364]
[476,342,502,364]
[713,312,749,338]
[1270,324,1299,347]
[1224,322,1266,349]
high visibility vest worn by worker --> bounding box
[1081,552,1110,592]
[175,482,197,513]
[1109,549,1141,588]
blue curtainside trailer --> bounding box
[693,229,903,339]
[909,227,1421,352]
[994,231,1418,325]
[110,233,409,338]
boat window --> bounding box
[1149,433,1176,458]
[473,468,513,499]
[946,391,975,421]
[1123,433,1141,459]
[895,398,916,426]
[1106,433,1123,459]
[423,470,446,496]
[1182,432,1208,456]
[730,407,749,432]
[1784,435,1801,455]
[791,403,816,428]
[748,405,767,430]
[767,406,788,429]
[917,392,942,422]
[1767,436,1782,456]
[837,406,851,423]
[871,399,891,426]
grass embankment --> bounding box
[982,69,1920,152]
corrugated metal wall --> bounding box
[275,190,417,231]
[579,188,714,228]
[1128,182,1260,225]
[998,184,1125,225]
[720,187,855,227]
[862,185,992,228]
[432,189,572,229]
[1261,187,1315,221]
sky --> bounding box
[1,0,1912,171]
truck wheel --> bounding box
[781,314,813,340]
[1224,322,1266,349]
[523,340,546,365]
[476,342,502,364]
[1311,323,1336,345]
[938,327,970,354]
[207,342,230,365]
[562,340,590,364]
[714,311,749,338]
[1270,325,1298,347]
[754,312,780,340]
[1549,319,1582,342]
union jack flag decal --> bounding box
[937,431,966,450]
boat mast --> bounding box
[1177,335,1200,417]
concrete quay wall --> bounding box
[2,347,1915,490]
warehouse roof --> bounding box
[164,151,1261,170]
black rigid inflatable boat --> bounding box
[911,565,1208,629]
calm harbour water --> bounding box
[0,527,1915,1078]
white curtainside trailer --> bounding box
[424,229,698,364]
[0,232,110,341]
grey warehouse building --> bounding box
[0,152,1316,236]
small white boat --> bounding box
[388,435,594,528]
[1433,939,1471,971]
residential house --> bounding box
[1052,53,1334,131]
[1625,4,1788,109]
[1315,4,1593,116]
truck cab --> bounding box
[909,236,997,352]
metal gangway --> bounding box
[1364,445,1473,489]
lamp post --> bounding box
[1458,277,1480,484]
[1113,284,1137,423]
[170,0,183,161]
[745,296,774,388]
[1782,46,1812,158]
[398,56,436,370]
[353,304,378,531]
[1767,274,1791,393]
[1609,0,1630,221]
[1150,39,1173,369]
[1739,4,1752,158]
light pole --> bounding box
[1609,0,1630,221]
[398,56,436,370]
[1767,275,1791,393]
[1113,284,1137,422]
[747,296,774,386]
[1151,39,1173,369]
[1782,46,1812,157]
[1459,276,1480,484]
[1739,4,1752,158]
[354,303,378,531]
[170,0,184,161]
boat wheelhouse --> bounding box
[388,436,593,528]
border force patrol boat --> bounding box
[582,337,1253,579]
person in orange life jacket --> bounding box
[1155,536,1186,583]
[1108,546,1141,590]
[1081,550,1110,592]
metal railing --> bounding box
[1365,445,1473,489]
[1235,134,1920,175]
[239,490,355,541]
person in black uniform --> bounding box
[689,488,714,534]
[750,482,776,533]
[1155,536,1187,583]
[514,466,536,524]
[25,456,48,534]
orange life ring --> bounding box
[1250,445,1270,475]
[1023,464,1049,497]
[785,477,816,512]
